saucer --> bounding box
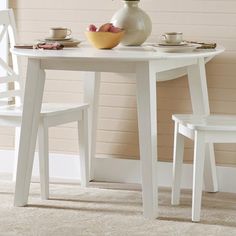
[44,36,72,41]
[158,41,188,46]
[59,39,81,47]
[154,43,199,53]
[38,38,81,47]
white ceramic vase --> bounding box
[111,0,152,46]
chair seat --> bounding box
[172,114,236,131]
[0,103,89,117]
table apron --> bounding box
[40,59,137,73]
[39,57,199,74]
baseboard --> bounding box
[0,150,236,193]
[0,150,82,183]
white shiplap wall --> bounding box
[2,0,236,166]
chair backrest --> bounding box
[0,9,23,106]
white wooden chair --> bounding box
[0,9,89,199]
[171,113,236,222]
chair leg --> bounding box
[78,110,89,187]
[192,130,205,222]
[38,122,49,200]
[172,122,185,205]
[12,127,21,182]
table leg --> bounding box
[14,59,45,206]
[136,62,158,219]
[83,72,101,180]
[187,58,218,192]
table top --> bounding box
[11,44,224,61]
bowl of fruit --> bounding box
[85,23,124,49]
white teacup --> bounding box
[49,27,72,39]
[161,32,183,44]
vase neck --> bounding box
[123,1,139,8]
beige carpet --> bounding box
[0,180,236,236]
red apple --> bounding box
[98,23,113,32]
[109,25,123,33]
[87,24,97,32]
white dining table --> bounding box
[11,44,224,219]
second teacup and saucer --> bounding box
[40,27,81,47]
[158,32,187,46]
[154,32,199,53]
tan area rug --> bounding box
[0,180,236,236]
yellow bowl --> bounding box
[85,31,124,49]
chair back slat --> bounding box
[0,57,15,75]
[0,9,22,106]
[0,75,18,84]
[0,10,10,26]
[0,90,21,99]
[0,25,8,42]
